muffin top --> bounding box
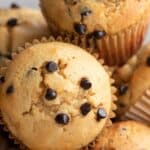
[93,121,150,150]
[0,41,112,150]
[0,7,49,55]
[114,44,150,117]
[0,56,10,79]
[40,0,150,35]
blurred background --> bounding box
[0,0,39,8]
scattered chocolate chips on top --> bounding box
[46,61,58,73]
[146,56,150,66]
[0,76,5,84]
[10,3,20,9]
[93,30,106,39]
[97,108,107,121]
[80,103,91,116]
[118,85,128,95]
[7,18,18,27]
[45,88,57,100]
[55,113,70,125]
[74,23,86,35]
[80,78,92,90]
[6,85,14,94]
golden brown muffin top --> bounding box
[94,121,150,150]
[41,0,150,35]
[0,41,112,150]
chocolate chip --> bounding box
[146,57,150,66]
[6,85,14,94]
[118,85,128,95]
[93,30,106,39]
[46,61,58,73]
[7,18,18,27]
[45,88,57,100]
[10,3,19,8]
[74,23,86,35]
[97,108,107,121]
[0,76,5,84]
[55,113,69,125]
[80,78,92,90]
[80,103,91,116]
[32,67,38,71]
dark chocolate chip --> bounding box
[6,85,14,94]
[93,30,106,39]
[45,88,57,100]
[55,113,69,125]
[7,18,18,27]
[118,85,128,95]
[0,76,5,84]
[80,78,92,90]
[74,23,86,35]
[146,57,150,66]
[97,108,107,121]
[80,102,91,116]
[32,67,38,71]
[46,61,58,73]
[10,3,19,8]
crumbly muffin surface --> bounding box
[94,121,150,150]
[0,42,112,150]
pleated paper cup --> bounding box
[122,88,150,125]
[51,19,149,66]
[94,20,149,66]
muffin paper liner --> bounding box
[122,88,150,125]
[94,20,149,66]
[0,35,117,149]
[42,3,149,67]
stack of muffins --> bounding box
[0,1,150,150]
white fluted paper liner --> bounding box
[122,88,150,125]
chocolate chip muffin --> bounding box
[93,121,150,150]
[0,39,115,150]
[0,56,18,150]
[0,7,49,56]
[114,44,150,124]
[40,0,150,66]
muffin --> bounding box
[40,0,150,66]
[114,44,150,124]
[0,37,116,150]
[93,121,150,150]
[0,7,49,56]
[0,56,18,150]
